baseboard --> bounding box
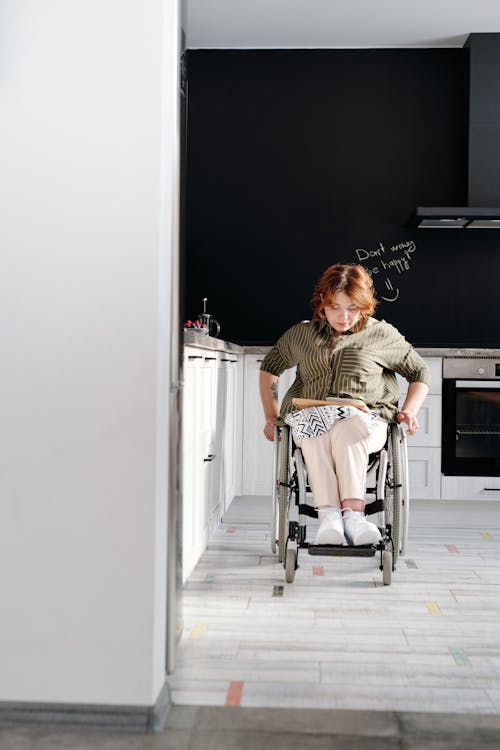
[0,680,171,732]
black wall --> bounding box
[185,49,499,347]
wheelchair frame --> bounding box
[271,422,409,585]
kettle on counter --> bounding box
[197,297,220,338]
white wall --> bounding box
[0,0,179,705]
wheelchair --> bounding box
[271,421,409,586]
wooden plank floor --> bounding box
[169,497,500,714]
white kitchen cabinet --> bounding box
[182,347,215,581]
[241,353,296,495]
[397,393,442,499]
[406,447,442,500]
[398,357,442,499]
[220,353,244,512]
[398,395,441,448]
[182,345,243,581]
[441,475,500,501]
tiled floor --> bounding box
[2,499,500,749]
[169,496,500,715]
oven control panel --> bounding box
[443,358,500,380]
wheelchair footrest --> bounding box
[308,544,376,557]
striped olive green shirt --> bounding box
[260,318,431,423]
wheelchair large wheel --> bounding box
[277,426,291,563]
[399,427,410,556]
[385,424,404,568]
[270,427,280,555]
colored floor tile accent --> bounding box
[405,559,418,568]
[313,565,324,576]
[225,681,244,706]
[425,601,442,615]
[272,585,284,597]
[226,527,236,534]
[449,647,470,666]
[204,574,215,583]
[481,531,493,540]
[189,623,207,639]
[446,545,459,553]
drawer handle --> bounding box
[484,487,500,491]
[221,358,237,363]
[204,454,216,462]
[188,355,203,360]
[204,357,217,361]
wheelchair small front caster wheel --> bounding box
[285,548,297,583]
[382,550,392,586]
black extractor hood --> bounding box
[416,34,500,229]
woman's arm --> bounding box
[259,370,279,441]
[397,381,429,436]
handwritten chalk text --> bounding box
[355,241,416,275]
[353,240,417,303]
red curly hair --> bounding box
[311,264,377,331]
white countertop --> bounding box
[183,330,245,354]
[184,332,500,358]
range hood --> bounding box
[416,207,500,229]
[416,34,500,229]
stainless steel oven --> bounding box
[442,358,500,476]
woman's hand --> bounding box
[396,409,419,435]
[397,381,429,436]
[263,417,276,442]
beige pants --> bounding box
[296,416,388,508]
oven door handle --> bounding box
[456,429,500,436]
[454,380,500,388]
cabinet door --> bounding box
[201,353,225,541]
[407,446,441,500]
[396,358,442,499]
[242,354,296,495]
[425,357,442,394]
[398,394,441,447]
[221,354,243,511]
[182,349,218,580]
[183,350,207,580]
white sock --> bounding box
[318,506,342,518]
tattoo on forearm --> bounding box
[271,381,278,402]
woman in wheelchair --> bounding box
[259,263,429,547]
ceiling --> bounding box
[184,0,500,49]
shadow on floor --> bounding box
[2,705,500,749]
